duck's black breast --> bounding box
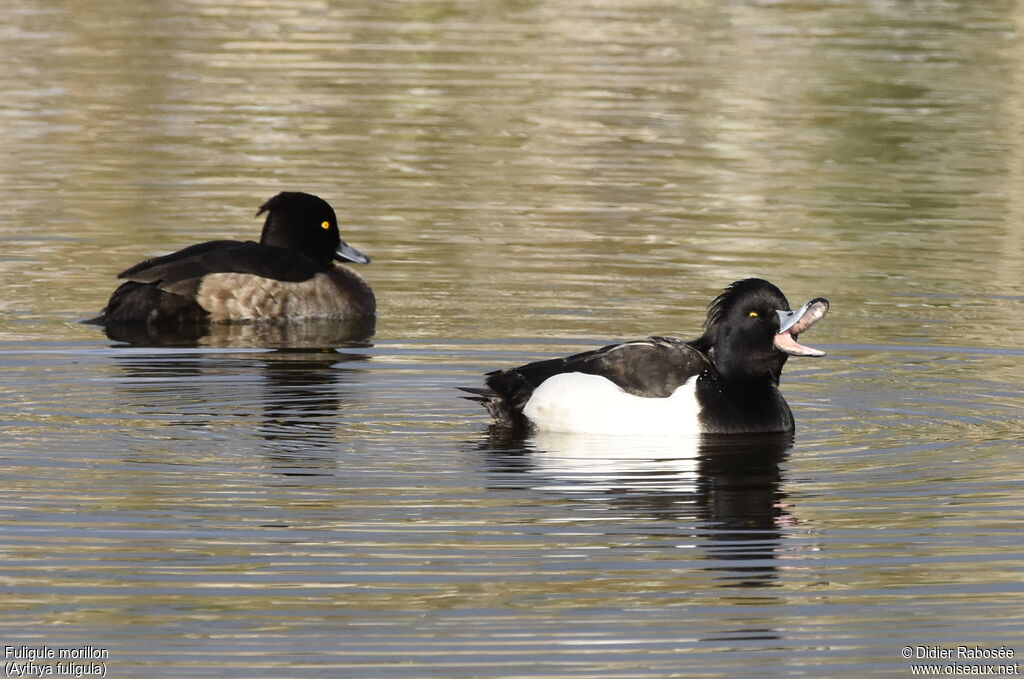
[694,371,795,434]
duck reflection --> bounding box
[693,434,792,592]
[104,320,373,475]
[253,349,368,472]
[480,428,793,589]
[98,315,375,349]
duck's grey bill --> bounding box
[335,241,370,264]
[773,297,829,357]
[776,298,828,334]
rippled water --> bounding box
[1,1,1023,677]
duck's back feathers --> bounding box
[117,240,241,281]
[119,241,323,297]
[474,336,710,429]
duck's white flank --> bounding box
[522,372,702,436]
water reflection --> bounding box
[482,429,793,591]
[110,342,371,475]
[255,349,367,469]
[694,436,792,594]
[95,316,376,348]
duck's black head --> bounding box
[257,192,370,268]
[703,278,829,383]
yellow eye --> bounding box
[321,221,330,230]
[748,311,759,318]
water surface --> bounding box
[1,1,1022,677]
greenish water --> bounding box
[1,1,1022,677]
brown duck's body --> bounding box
[88,192,376,330]
[194,264,374,322]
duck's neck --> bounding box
[714,350,786,386]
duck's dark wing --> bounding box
[118,240,320,297]
[89,240,323,326]
[117,240,242,280]
[465,336,710,428]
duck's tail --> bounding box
[458,377,531,430]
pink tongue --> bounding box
[773,331,825,357]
